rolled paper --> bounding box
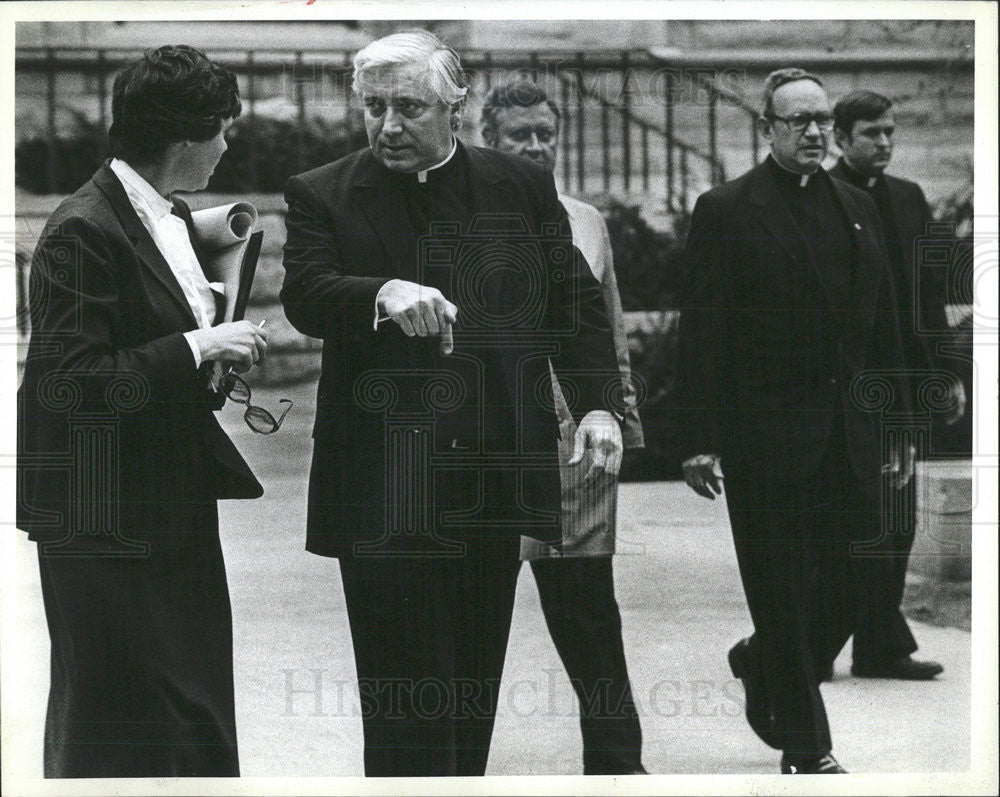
[186,202,261,390]
[189,202,259,249]
[186,202,259,324]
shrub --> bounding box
[15,110,108,194]
[593,200,689,479]
[601,199,687,311]
[208,113,369,192]
[15,112,369,195]
[620,313,684,481]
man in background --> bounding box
[831,89,964,681]
[677,68,914,774]
[481,76,646,776]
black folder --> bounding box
[231,230,263,322]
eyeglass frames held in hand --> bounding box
[219,372,292,434]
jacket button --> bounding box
[829,377,838,385]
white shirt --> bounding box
[109,158,218,366]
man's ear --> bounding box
[449,102,464,131]
[756,115,772,142]
[833,127,849,152]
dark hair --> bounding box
[480,76,561,140]
[833,90,894,136]
[109,45,241,166]
[761,67,824,117]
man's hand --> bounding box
[378,279,458,355]
[188,320,268,372]
[568,410,623,480]
[885,442,916,491]
[683,453,724,500]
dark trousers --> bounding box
[851,476,919,668]
[338,533,522,777]
[725,433,879,755]
[529,557,643,774]
[37,515,239,778]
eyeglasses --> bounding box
[219,372,292,434]
[363,97,436,120]
[767,112,835,133]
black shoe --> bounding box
[851,656,943,680]
[728,638,779,749]
[780,752,847,774]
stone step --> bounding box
[910,459,973,582]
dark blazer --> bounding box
[829,160,945,372]
[17,161,262,550]
[281,142,620,557]
[676,159,909,484]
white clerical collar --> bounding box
[771,155,817,187]
[109,158,174,219]
[416,138,457,183]
[842,158,880,189]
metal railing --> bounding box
[16,46,757,214]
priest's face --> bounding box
[835,111,895,177]
[763,79,832,174]
[359,62,459,173]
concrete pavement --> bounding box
[3,381,973,785]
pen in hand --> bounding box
[224,319,267,377]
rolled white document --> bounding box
[188,202,259,325]
[189,202,258,250]
[186,202,261,390]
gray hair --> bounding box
[352,29,468,106]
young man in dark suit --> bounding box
[17,45,268,778]
[830,90,964,681]
[280,30,623,777]
[677,68,914,774]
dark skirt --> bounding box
[37,512,239,778]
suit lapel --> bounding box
[464,144,517,217]
[92,162,199,329]
[748,162,831,307]
[352,143,520,280]
[883,175,918,275]
[463,145,533,322]
[829,176,882,321]
[352,150,422,281]
[170,195,211,271]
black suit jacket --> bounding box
[829,160,947,374]
[17,161,262,551]
[280,143,620,557]
[676,160,910,484]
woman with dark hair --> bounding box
[17,45,267,778]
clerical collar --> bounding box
[767,154,820,188]
[416,138,457,183]
[838,157,880,189]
